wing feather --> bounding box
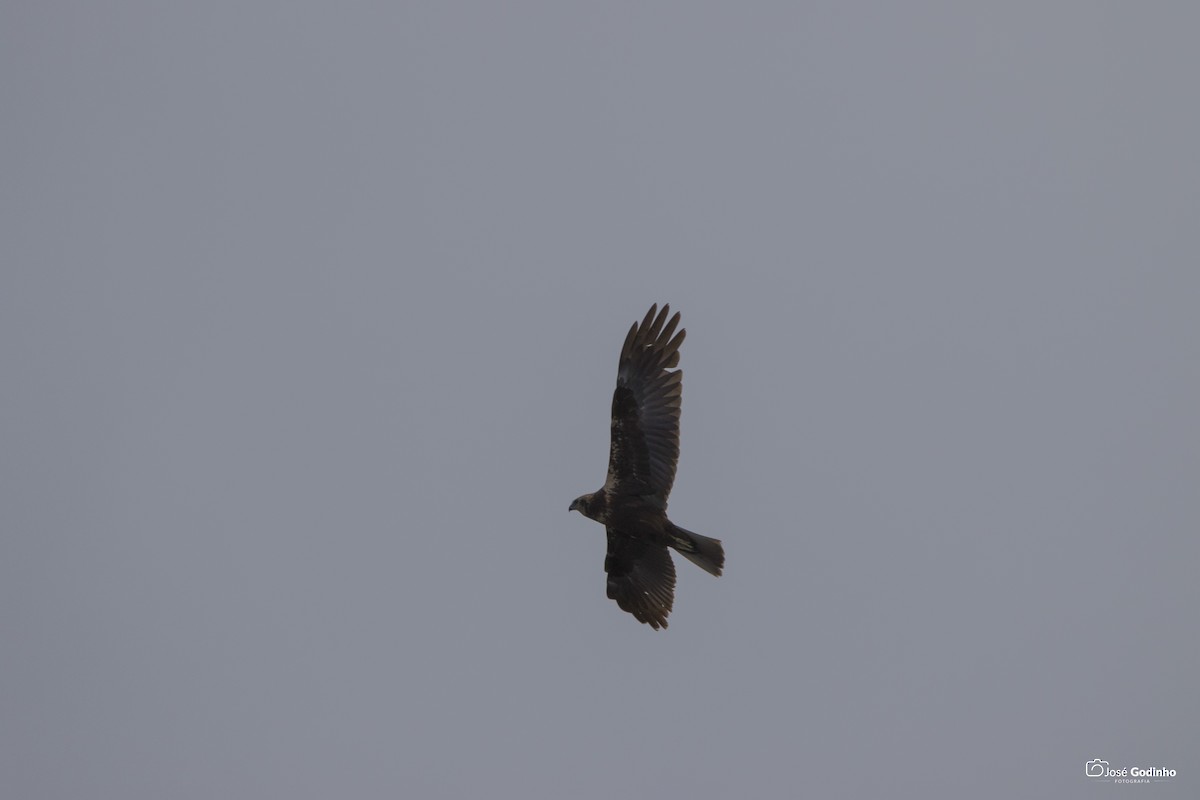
[604,529,676,630]
[605,304,685,501]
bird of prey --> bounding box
[569,304,724,629]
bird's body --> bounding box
[570,304,724,629]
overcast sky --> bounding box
[2,3,1197,798]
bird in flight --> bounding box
[570,304,724,629]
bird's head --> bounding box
[569,493,594,516]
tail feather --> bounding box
[667,523,724,577]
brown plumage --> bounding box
[570,304,724,629]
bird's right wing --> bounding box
[604,527,676,630]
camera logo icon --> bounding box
[1086,759,1109,777]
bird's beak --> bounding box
[568,499,578,512]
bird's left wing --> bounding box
[605,304,685,501]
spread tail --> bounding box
[667,523,724,577]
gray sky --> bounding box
[3,3,1197,798]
